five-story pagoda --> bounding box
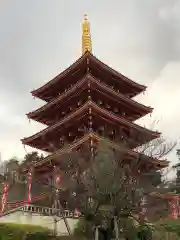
[21,15,168,176]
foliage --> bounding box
[0,223,52,240]
[0,138,175,238]
[74,217,154,240]
[22,152,44,167]
[73,217,93,237]
[64,142,170,238]
[159,219,180,237]
[136,224,153,240]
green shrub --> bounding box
[0,223,52,240]
[73,217,91,238]
[158,219,180,237]
[137,225,153,240]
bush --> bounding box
[157,219,180,237]
[0,223,52,240]
[137,225,153,240]
[73,217,91,238]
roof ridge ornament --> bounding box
[82,14,92,55]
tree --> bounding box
[22,152,44,167]
[30,127,174,239]
[51,140,173,239]
[0,130,175,238]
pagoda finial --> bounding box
[82,14,92,55]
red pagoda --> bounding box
[21,15,168,177]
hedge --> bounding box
[0,222,52,240]
[0,223,86,240]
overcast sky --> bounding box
[0,0,179,166]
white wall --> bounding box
[0,210,78,236]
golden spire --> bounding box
[82,14,92,54]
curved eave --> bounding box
[31,52,146,99]
[30,133,168,171]
[28,75,89,119]
[22,101,160,146]
[89,54,146,93]
[150,192,180,200]
[31,52,88,98]
[27,74,152,122]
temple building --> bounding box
[21,15,168,175]
[0,15,172,235]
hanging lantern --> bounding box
[75,208,81,217]
[171,196,179,219]
[56,175,61,185]
[27,170,32,204]
[0,183,9,214]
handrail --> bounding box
[0,204,80,218]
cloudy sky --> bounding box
[0,0,179,166]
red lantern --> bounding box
[56,175,61,184]
[75,208,81,217]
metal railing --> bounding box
[1,204,80,218]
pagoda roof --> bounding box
[150,192,180,200]
[31,52,146,101]
[27,133,168,173]
[22,101,160,151]
[27,74,152,124]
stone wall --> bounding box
[0,209,78,236]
